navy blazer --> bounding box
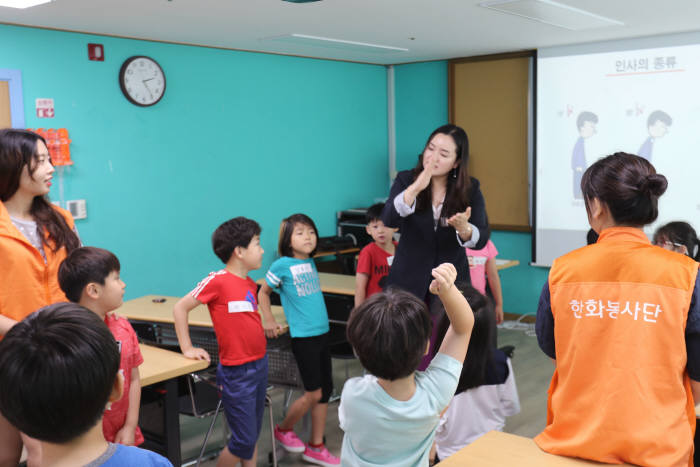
[382,170,490,299]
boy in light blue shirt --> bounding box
[340,263,474,466]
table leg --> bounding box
[163,378,181,466]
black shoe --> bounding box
[498,345,515,359]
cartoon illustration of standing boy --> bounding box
[572,111,598,199]
[638,110,672,162]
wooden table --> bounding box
[117,294,288,331]
[317,272,355,295]
[256,261,519,297]
[495,258,520,270]
[255,272,355,296]
[314,247,360,258]
[138,343,208,466]
[439,431,634,466]
[120,298,287,465]
[139,343,209,386]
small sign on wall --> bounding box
[36,98,54,118]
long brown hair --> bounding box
[0,129,79,253]
[412,124,472,218]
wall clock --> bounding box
[119,56,166,107]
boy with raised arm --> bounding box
[340,263,474,466]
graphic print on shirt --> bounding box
[373,263,390,277]
[290,263,321,297]
[226,286,259,313]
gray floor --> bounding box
[181,322,554,466]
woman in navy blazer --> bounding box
[383,124,490,299]
[382,125,490,368]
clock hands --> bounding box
[142,78,155,99]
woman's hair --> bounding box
[0,129,79,253]
[277,213,318,257]
[653,221,700,261]
[433,284,494,393]
[412,124,471,218]
[347,288,432,381]
[581,152,667,227]
[586,228,599,245]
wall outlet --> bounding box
[66,199,87,220]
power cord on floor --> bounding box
[498,313,537,337]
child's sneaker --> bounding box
[274,425,305,453]
[302,444,340,466]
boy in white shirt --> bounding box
[339,263,474,466]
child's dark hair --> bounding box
[653,221,700,261]
[346,288,432,380]
[0,129,79,253]
[58,246,121,302]
[365,203,385,224]
[434,284,494,393]
[576,111,598,130]
[278,213,318,257]
[0,302,120,443]
[581,152,667,227]
[212,217,261,263]
[648,110,672,127]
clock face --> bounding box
[119,56,166,107]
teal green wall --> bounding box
[2,24,388,299]
[393,60,549,316]
[394,61,448,171]
[490,231,549,317]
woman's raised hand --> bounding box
[404,160,434,206]
[410,160,434,195]
[447,206,472,233]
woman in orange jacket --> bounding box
[535,152,700,467]
[0,129,80,466]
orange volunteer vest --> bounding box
[535,227,699,467]
[0,201,74,328]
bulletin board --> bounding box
[449,51,533,231]
[0,81,10,129]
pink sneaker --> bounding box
[273,425,305,453]
[302,444,340,466]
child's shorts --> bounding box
[217,355,268,459]
[290,332,333,403]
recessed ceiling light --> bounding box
[261,34,409,54]
[0,0,51,7]
[479,0,623,30]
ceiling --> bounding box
[1,0,700,65]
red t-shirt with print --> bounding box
[103,313,145,445]
[356,242,397,298]
[190,270,266,366]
